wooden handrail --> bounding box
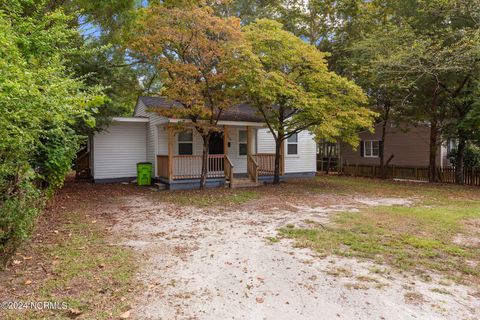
[247,154,259,183]
[157,155,169,179]
[253,153,275,176]
[224,155,234,188]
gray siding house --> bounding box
[341,122,452,167]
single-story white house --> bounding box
[87,96,316,189]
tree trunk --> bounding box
[199,134,210,190]
[455,138,466,185]
[380,122,387,179]
[273,134,284,184]
[379,103,390,179]
[429,120,439,183]
[325,144,332,175]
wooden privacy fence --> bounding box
[342,164,480,186]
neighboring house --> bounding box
[88,96,316,189]
[341,122,452,167]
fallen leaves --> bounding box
[119,310,131,319]
[69,308,83,316]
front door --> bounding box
[209,132,224,154]
[208,132,224,173]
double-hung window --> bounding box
[178,130,193,155]
[239,130,248,156]
[363,140,380,158]
[287,133,298,155]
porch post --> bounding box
[223,125,229,157]
[153,125,158,178]
[247,126,254,157]
[167,126,174,183]
[223,125,229,172]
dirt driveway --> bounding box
[111,186,480,320]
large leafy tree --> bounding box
[350,0,480,183]
[128,4,246,189]
[242,19,375,183]
[1,0,144,123]
[339,3,413,177]
[0,2,104,262]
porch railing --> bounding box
[157,153,278,182]
[224,156,234,188]
[247,155,259,183]
[157,155,225,180]
[253,153,276,176]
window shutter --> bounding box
[360,140,365,157]
[379,140,384,158]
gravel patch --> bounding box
[111,195,479,320]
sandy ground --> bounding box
[111,193,480,320]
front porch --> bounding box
[155,125,284,188]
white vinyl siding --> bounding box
[284,131,316,173]
[226,127,255,174]
[135,100,169,175]
[93,122,147,180]
[257,128,276,153]
[257,129,316,174]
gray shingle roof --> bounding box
[138,96,264,123]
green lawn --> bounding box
[279,176,480,285]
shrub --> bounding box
[0,5,103,265]
[448,144,480,168]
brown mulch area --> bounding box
[0,176,150,319]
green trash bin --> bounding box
[137,162,152,186]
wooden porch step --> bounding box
[230,177,259,188]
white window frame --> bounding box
[287,133,298,155]
[363,140,380,158]
[238,130,248,156]
[178,130,193,155]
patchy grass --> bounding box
[279,176,480,285]
[430,287,452,295]
[158,189,260,207]
[308,175,480,204]
[0,181,139,320]
[266,236,279,243]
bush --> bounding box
[0,5,103,265]
[448,144,480,168]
